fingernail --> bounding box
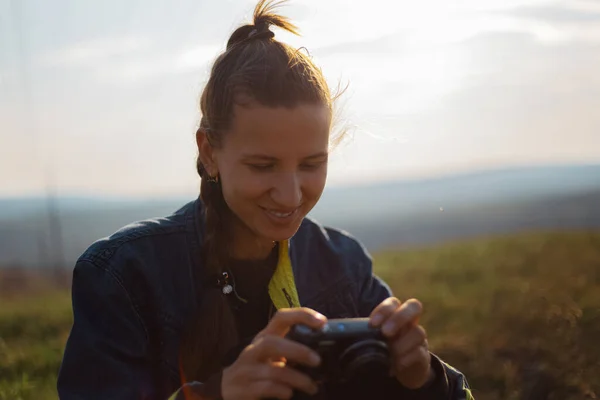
[310,352,321,366]
[382,321,395,335]
[313,312,326,321]
[371,314,384,326]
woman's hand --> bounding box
[222,307,327,400]
[369,297,433,389]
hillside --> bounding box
[374,230,600,399]
[338,188,600,250]
[1,230,599,399]
[1,164,600,269]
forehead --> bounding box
[222,103,331,156]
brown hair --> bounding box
[178,0,339,383]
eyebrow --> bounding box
[242,151,329,161]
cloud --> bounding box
[312,34,407,57]
[458,29,600,80]
[324,27,600,181]
[507,2,600,23]
[396,30,600,144]
[93,44,221,83]
[494,1,600,44]
[40,36,152,67]
[38,36,221,83]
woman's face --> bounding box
[199,102,331,252]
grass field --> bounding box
[1,230,599,399]
[0,289,71,400]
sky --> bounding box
[1,0,600,198]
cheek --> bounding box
[302,169,328,202]
[221,172,266,206]
[219,165,277,219]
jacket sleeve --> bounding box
[168,375,223,400]
[57,259,219,400]
[352,241,394,317]
[353,244,476,399]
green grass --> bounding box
[1,230,599,399]
[0,290,72,400]
[374,230,600,399]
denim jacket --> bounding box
[57,197,474,399]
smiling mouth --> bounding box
[261,207,300,219]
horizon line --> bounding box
[1,161,599,201]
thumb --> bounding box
[257,307,327,338]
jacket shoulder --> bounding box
[293,216,374,287]
[77,199,197,270]
[296,216,372,260]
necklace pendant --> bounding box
[222,284,233,295]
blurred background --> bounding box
[1,0,599,398]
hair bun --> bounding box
[226,25,256,50]
[248,25,275,39]
[225,0,299,50]
[226,23,275,50]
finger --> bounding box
[397,343,430,370]
[258,308,327,338]
[272,357,287,365]
[392,325,427,358]
[381,298,423,338]
[369,297,402,327]
[244,335,321,367]
[257,364,319,396]
[248,379,294,400]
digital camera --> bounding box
[286,318,391,386]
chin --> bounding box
[263,227,301,242]
[259,221,304,243]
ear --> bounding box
[196,129,219,177]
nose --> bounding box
[270,172,302,209]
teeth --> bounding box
[269,210,294,218]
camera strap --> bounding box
[268,239,301,310]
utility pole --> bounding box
[10,0,66,286]
[45,172,67,286]
[47,185,65,267]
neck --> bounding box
[233,238,275,260]
[231,221,275,261]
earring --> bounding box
[217,271,233,295]
[207,174,219,184]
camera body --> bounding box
[286,318,391,386]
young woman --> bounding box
[57,1,474,399]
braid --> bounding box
[196,118,231,279]
[197,150,229,274]
[179,130,239,381]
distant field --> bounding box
[1,230,599,399]
[0,290,71,400]
[374,230,600,399]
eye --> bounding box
[249,164,274,171]
[300,160,326,171]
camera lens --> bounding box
[338,339,390,382]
